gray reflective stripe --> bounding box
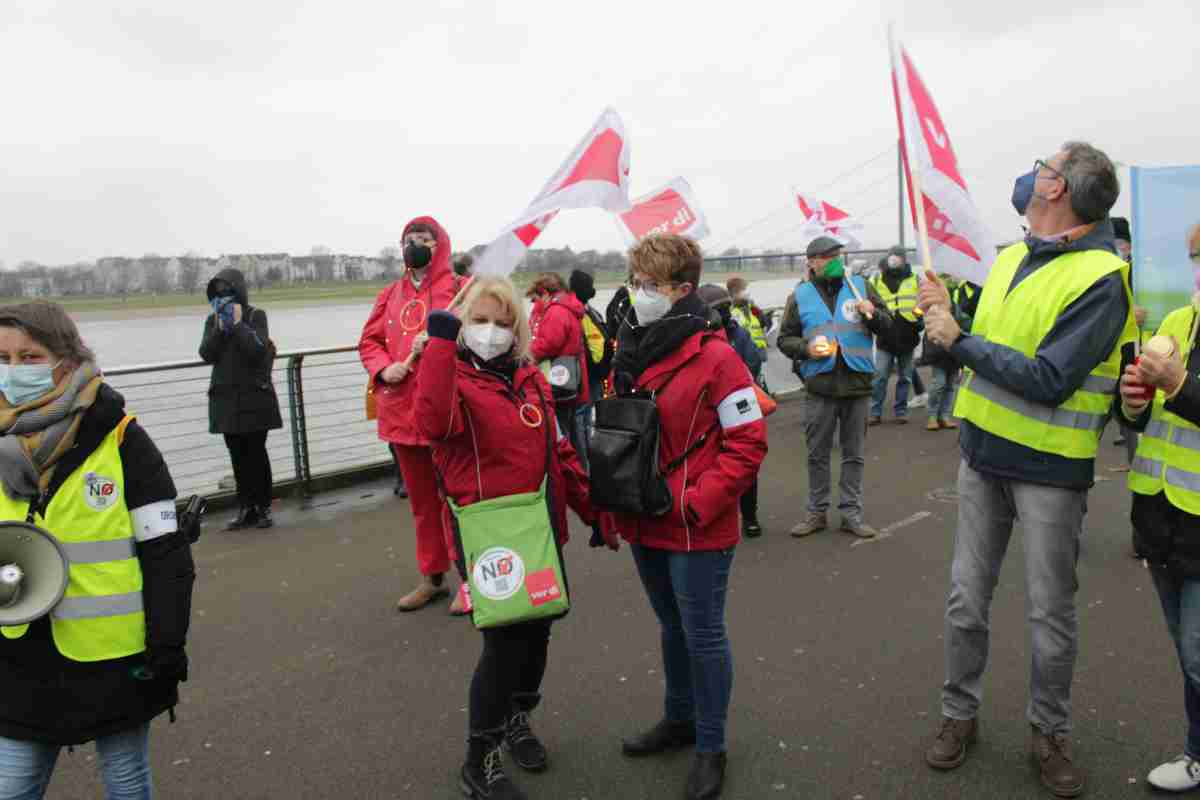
[810,322,839,338]
[810,322,866,338]
[842,347,875,360]
[1173,425,1200,451]
[59,539,135,564]
[968,375,1107,432]
[52,592,144,620]
[1079,374,1118,395]
[1144,419,1170,441]
[1166,464,1200,493]
[1131,455,1163,479]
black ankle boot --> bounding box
[254,505,274,529]
[505,693,547,772]
[621,718,697,757]
[460,730,527,800]
[686,752,727,800]
[224,506,256,531]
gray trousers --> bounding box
[804,394,868,522]
[942,460,1085,735]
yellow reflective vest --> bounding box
[582,312,606,365]
[0,416,146,662]
[1129,307,1200,513]
[871,274,920,323]
[731,305,768,352]
[954,243,1136,460]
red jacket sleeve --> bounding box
[414,338,465,442]
[358,284,395,381]
[531,304,572,363]
[683,347,768,528]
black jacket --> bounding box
[0,384,193,745]
[950,219,1129,489]
[777,275,893,399]
[200,269,283,435]
[605,285,632,341]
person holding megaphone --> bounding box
[0,301,193,799]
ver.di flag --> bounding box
[475,108,632,277]
[614,177,710,244]
[794,193,863,248]
[889,32,994,285]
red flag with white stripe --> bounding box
[794,193,863,248]
[889,33,994,284]
[615,177,710,244]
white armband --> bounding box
[130,500,178,542]
[717,386,763,430]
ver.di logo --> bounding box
[472,547,526,602]
[83,472,119,511]
[841,298,862,323]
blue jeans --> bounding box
[927,366,958,421]
[870,349,913,419]
[1150,566,1200,758]
[0,724,152,800]
[631,544,735,754]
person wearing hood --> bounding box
[200,267,282,530]
[698,283,764,538]
[918,142,1136,797]
[0,301,194,799]
[611,235,767,800]
[777,236,893,539]
[526,274,590,446]
[416,276,607,800]
[568,269,611,471]
[359,216,467,614]
[868,245,923,425]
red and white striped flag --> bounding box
[475,108,632,277]
[889,32,994,284]
[794,193,863,248]
[614,177,710,244]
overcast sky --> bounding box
[2,0,1196,267]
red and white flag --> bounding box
[614,177,710,244]
[889,31,994,285]
[475,108,632,277]
[794,193,863,248]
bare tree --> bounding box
[310,245,332,256]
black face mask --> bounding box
[404,242,433,269]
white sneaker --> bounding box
[1148,754,1200,791]
[907,393,928,409]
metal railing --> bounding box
[106,346,391,504]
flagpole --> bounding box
[898,140,906,250]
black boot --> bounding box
[254,505,274,529]
[394,476,408,498]
[742,518,762,538]
[686,752,727,800]
[224,506,256,531]
[621,718,696,757]
[505,693,547,772]
[460,730,527,800]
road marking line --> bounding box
[851,510,933,547]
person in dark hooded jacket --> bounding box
[199,268,282,530]
[0,301,193,800]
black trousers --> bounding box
[469,619,553,732]
[740,478,759,522]
[223,431,273,508]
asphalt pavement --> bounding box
[47,385,1179,799]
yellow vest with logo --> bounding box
[0,417,146,662]
[730,305,768,351]
[872,274,920,322]
[1129,306,1200,513]
[953,243,1135,459]
[581,313,606,365]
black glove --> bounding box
[589,523,605,548]
[135,646,189,683]
[427,310,462,341]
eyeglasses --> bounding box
[1034,159,1068,188]
[628,278,676,293]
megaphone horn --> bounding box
[0,523,69,627]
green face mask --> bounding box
[822,256,845,279]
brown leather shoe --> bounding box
[790,513,827,538]
[939,418,959,430]
[925,716,977,770]
[396,575,450,612]
[868,416,882,426]
[1031,725,1085,798]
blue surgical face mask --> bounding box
[1011,168,1037,215]
[0,360,62,407]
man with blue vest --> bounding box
[778,236,894,539]
[918,142,1137,798]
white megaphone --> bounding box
[0,522,68,626]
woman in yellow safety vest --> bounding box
[0,301,193,799]
[1120,222,1200,793]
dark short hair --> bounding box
[1059,141,1120,223]
[0,301,95,364]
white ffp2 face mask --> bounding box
[463,323,514,362]
[632,288,671,325]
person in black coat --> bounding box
[0,300,193,798]
[200,268,282,530]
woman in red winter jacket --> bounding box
[610,235,768,800]
[415,277,605,800]
[526,273,589,448]
[358,216,465,614]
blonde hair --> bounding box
[455,276,532,362]
[628,234,703,287]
